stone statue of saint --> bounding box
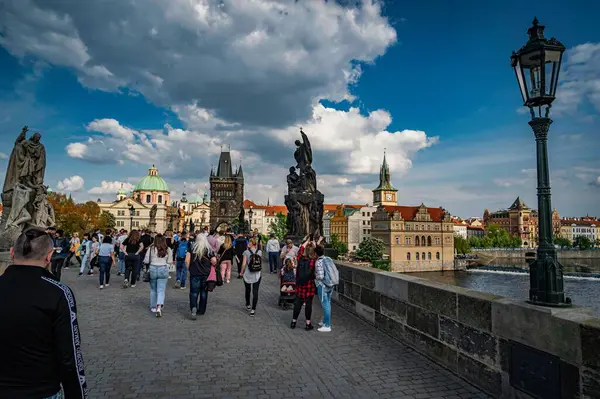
[5,184,33,229]
[302,165,317,193]
[2,126,28,200]
[287,166,301,193]
[19,132,46,188]
[149,204,158,222]
[293,128,312,175]
[32,185,55,227]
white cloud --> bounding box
[0,0,396,128]
[593,176,600,187]
[57,175,85,192]
[87,118,136,141]
[88,181,134,195]
[65,142,87,158]
[0,152,8,160]
[553,42,600,115]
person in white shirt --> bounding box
[78,233,92,276]
[97,236,116,289]
[266,233,281,274]
[144,234,173,317]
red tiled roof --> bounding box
[243,199,268,209]
[561,219,598,227]
[381,205,446,222]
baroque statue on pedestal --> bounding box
[0,126,54,250]
[284,128,324,241]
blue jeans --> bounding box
[189,275,208,314]
[98,256,112,285]
[118,252,125,274]
[176,259,187,287]
[149,265,169,308]
[318,285,333,328]
[268,251,279,273]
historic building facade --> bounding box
[559,218,598,244]
[370,156,454,272]
[483,197,561,248]
[98,166,171,232]
[209,149,244,231]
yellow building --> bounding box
[330,205,362,249]
[370,153,454,272]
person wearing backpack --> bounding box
[241,238,262,317]
[173,231,191,289]
[315,244,338,332]
[291,236,317,331]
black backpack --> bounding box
[248,250,262,272]
[296,257,314,285]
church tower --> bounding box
[372,150,398,206]
[209,148,244,230]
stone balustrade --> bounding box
[333,260,600,398]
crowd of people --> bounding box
[0,225,339,398]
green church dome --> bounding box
[117,184,127,196]
[134,166,170,192]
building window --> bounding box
[363,220,366,225]
[353,245,356,250]
[422,252,426,260]
[136,211,140,216]
[407,253,411,261]
[158,195,163,204]
[395,237,399,244]
[146,194,151,203]
[436,252,440,260]
[427,236,432,246]
[416,236,420,246]
[416,252,419,260]
[362,212,365,217]
[405,237,410,245]
[428,252,431,260]
[422,236,426,246]
[435,237,440,245]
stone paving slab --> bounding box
[61,260,490,399]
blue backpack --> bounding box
[177,240,189,259]
[322,256,339,287]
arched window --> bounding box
[416,252,419,260]
[427,236,432,246]
[435,237,440,245]
[415,236,420,246]
[422,252,426,260]
[422,236,426,246]
[428,252,431,260]
[407,253,411,260]
[436,252,440,260]
[146,194,151,203]
[405,237,410,245]
[395,237,400,244]
[158,195,163,204]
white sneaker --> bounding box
[131,284,136,288]
[226,280,230,283]
[318,320,324,327]
[105,283,110,287]
[180,286,186,290]
[318,326,331,332]
[99,285,104,289]
[151,307,157,313]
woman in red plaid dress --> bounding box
[291,237,317,331]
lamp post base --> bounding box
[528,253,571,307]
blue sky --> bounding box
[0,0,598,218]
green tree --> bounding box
[595,238,600,248]
[330,234,348,258]
[468,236,482,248]
[268,213,288,241]
[454,235,471,255]
[98,211,116,231]
[510,235,523,248]
[573,236,593,250]
[553,236,571,249]
[355,237,386,261]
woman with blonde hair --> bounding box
[144,234,173,317]
[185,233,217,320]
[241,237,262,317]
[217,235,234,283]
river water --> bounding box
[410,257,600,316]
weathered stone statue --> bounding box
[284,128,324,242]
[148,204,158,232]
[0,126,54,250]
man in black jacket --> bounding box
[0,227,88,399]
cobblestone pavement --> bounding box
[62,260,489,399]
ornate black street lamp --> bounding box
[128,204,135,231]
[248,207,254,234]
[511,18,570,306]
